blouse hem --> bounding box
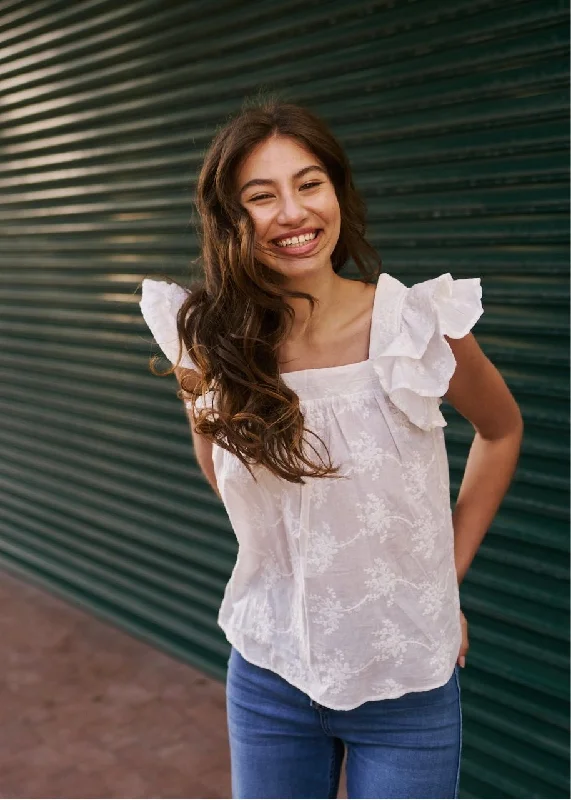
[220,623,460,711]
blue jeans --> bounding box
[226,647,462,799]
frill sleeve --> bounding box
[372,272,483,431]
[139,278,197,370]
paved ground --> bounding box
[0,570,348,799]
[0,570,232,798]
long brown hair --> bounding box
[156,98,381,485]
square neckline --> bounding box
[278,273,387,378]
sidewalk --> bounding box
[0,570,231,798]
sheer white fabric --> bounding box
[140,272,483,710]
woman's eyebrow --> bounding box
[239,165,327,196]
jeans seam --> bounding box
[453,666,463,798]
[329,741,335,799]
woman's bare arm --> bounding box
[443,333,524,584]
[174,367,222,501]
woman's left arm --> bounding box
[443,332,524,585]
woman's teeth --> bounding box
[275,230,319,247]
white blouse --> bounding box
[140,271,483,710]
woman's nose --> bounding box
[276,193,306,223]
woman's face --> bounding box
[236,135,341,280]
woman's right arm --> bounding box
[174,366,222,501]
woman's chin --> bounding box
[267,258,333,280]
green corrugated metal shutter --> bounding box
[0,1,568,796]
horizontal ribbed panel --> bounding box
[0,1,568,796]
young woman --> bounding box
[140,100,523,799]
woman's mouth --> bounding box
[270,229,323,256]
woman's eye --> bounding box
[250,181,323,202]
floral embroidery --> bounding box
[355,494,409,544]
[372,619,408,666]
[347,431,400,481]
[249,596,274,645]
[260,552,291,591]
[317,648,356,696]
[429,634,458,673]
[410,515,439,559]
[310,476,334,511]
[402,452,435,503]
[306,522,339,574]
[371,677,407,697]
[308,587,345,635]
[363,558,399,605]
[418,580,447,619]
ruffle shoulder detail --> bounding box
[139,278,197,370]
[372,272,483,430]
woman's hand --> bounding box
[457,610,469,668]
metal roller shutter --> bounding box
[0,0,568,796]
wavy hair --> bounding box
[155,98,381,485]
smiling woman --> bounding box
[139,97,522,800]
